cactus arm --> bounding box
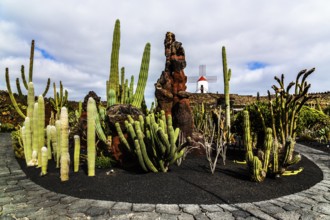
[115,122,132,153]
[263,128,272,171]
[132,43,151,108]
[222,46,231,138]
[87,98,96,177]
[28,40,34,82]
[5,68,26,119]
[21,65,29,90]
[74,135,80,172]
[135,123,158,172]
[133,139,148,172]
[42,78,51,97]
[16,78,24,98]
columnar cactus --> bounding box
[74,135,80,172]
[23,117,32,165]
[87,97,96,176]
[132,43,151,108]
[50,125,57,160]
[41,146,48,176]
[55,120,61,168]
[37,95,45,167]
[107,19,120,105]
[31,103,39,165]
[46,125,52,160]
[60,107,70,182]
[222,46,231,141]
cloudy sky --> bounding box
[1,0,329,107]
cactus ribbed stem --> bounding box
[108,19,120,105]
[50,125,57,160]
[132,43,151,108]
[24,117,32,165]
[46,125,52,160]
[32,103,39,165]
[37,95,45,167]
[222,46,231,140]
[41,146,48,176]
[87,97,96,176]
[60,107,69,181]
[74,135,80,172]
[55,120,61,168]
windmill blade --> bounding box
[207,76,218,83]
[199,65,206,76]
[187,76,200,83]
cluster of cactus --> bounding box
[106,19,151,108]
[222,46,231,142]
[243,110,302,182]
[50,81,68,119]
[5,40,50,119]
[115,110,187,172]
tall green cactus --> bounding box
[107,19,121,105]
[132,43,151,108]
[115,111,187,173]
[87,97,96,176]
[222,46,231,141]
[106,19,151,108]
[60,107,70,182]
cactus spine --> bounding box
[74,135,80,172]
[60,107,69,182]
[87,97,96,176]
[222,46,231,141]
[132,43,151,108]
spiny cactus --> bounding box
[115,111,187,172]
[60,107,70,182]
[106,19,151,108]
[37,95,45,167]
[87,97,96,176]
[107,19,121,104]
[50,81,68,119]
[222,46,231,142]
[74,135,80,172]
[131,43,151,108]
[23,117,32,165]
[41,146,48,176]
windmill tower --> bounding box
[188,65,217,93]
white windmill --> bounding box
[188,65,217,93]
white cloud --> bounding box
[1,0,330,108]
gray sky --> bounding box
[1,0,329,107]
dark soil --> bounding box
[17,148,323,204]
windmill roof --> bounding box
[198,76,207,81]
